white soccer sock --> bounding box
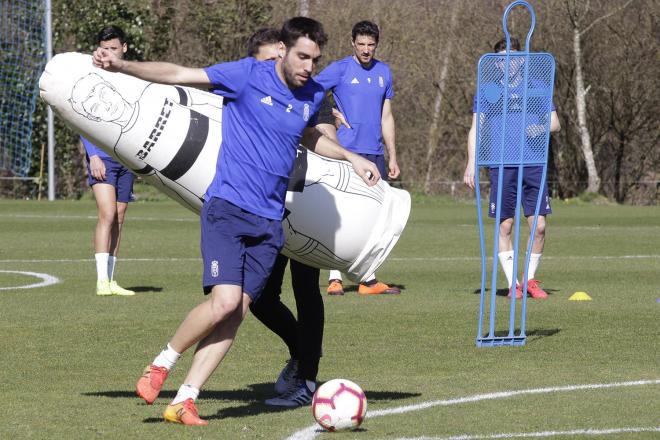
[107,256,117,281]
[498,250,517,288]
[153,343,181,370]
[172,384,200,405]
[328,270,343,282]
[527,253,542,280]
[95,253,109,282]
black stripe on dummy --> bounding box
[160,109,209,181]
[175,86,188,106]
[134,165,154,174]
[287,147,308,193]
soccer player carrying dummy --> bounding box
[93,17,380,425]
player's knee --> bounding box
[97,209,117,226]
[209,291,243,323]
[499,219,514,236]
[534,219,546,237]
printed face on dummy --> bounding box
[79,81,127,122]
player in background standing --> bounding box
[315,20,401,296]
[83,25,135,297]
[463,37,561,299]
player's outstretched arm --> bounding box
[92,48,210,87]
[302,128,380,186]
[463,113,477,190]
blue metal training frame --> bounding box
[475,1,556,347]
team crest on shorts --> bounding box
[490,202,496,214]
[303,103,310,122]
[211,260,219,277]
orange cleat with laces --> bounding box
[163,398,208,425]
[327,279,344,296]
[136,364,169,404]
[508,284,523,299]
[358,281,401,295]
[526,279,548,299]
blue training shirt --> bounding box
[315,56,394,155]
[81,136,112,160]
[204,57,324,220]
[472,81,555,160]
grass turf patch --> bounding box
[0,198,658,439]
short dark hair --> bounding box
[280,17,327,49]
[247,28,281,57]
[494,37,520,52]
[96,25,126,45]
[352,20,379,43]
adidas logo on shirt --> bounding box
[261,96,273,106]
[350,77,359,84]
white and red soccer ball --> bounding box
[312,378,367,431]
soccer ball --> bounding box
[312,378,367,431]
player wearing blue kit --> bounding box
[315,20,401,296]
[85,26,136,297]
[93,17,380,426]
[464,38,561,300]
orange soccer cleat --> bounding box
[163,398,208,426]
[508,284,523,299]
[358,281,401,295]
[327,279,344,296]
[136,364,169,404]
[526,279,548,299]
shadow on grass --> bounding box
[478,328,561,345]
[84,382,420,422]
[471,287,560,297]
[127,286,163,293]
[340,283,406,294]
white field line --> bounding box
[3,214,658,228]
[0,213,197,222]
[0,270,60,290]
[0,255,658,264]
[285,379,660,440]
[0,257,200,263]
[389,426,660,439]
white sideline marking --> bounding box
[0,270,60,290]
[388,255,660,261]
[0,213,196,222]
[285,379,660,440]
[389,426,660,439]
[0,255,658,264]
[0,257,199,263]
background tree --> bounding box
[4,0,656,205]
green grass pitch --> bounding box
[0,196,658,439]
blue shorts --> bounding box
[488,166,551,219]
[86,157,135,203]
[359,153,387,182]
[200,197,285,300]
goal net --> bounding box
[0,0,47,177]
